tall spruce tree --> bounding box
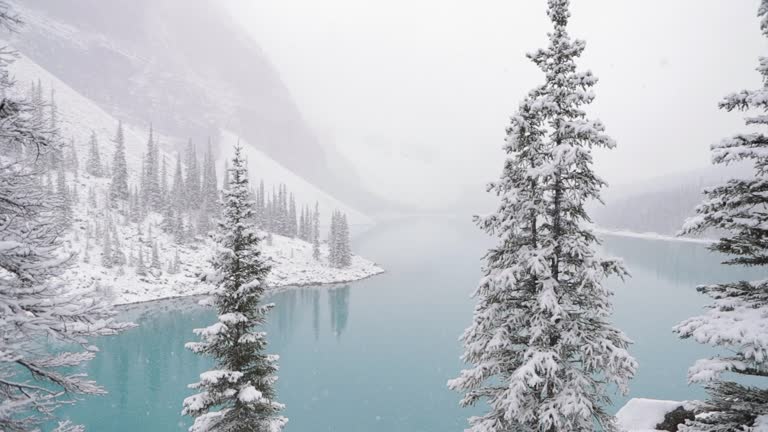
[65,138,79,177]
[185,139,200,211]
[312,202,320,260]
[675,2,768,430]
[85,131,102,177]
[448,1,636,431]
[109,120,129,206]
[143,126,161,211]
[54,159,72,225]
[172,152,186,214]
[202,139,219,217]
[183,145,286,432]
[288,193,297,238]
[338,213,351,268]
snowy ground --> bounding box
[63,221,383,306]
[62,175,383,306]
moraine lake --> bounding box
[55,216,764,431]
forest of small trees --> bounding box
[20,79,356,279]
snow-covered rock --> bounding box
[616,398,693,432]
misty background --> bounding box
[8,0,765,232]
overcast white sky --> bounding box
[225,0,765,207]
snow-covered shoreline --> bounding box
[593,227,714,244]
[63,222,384,306]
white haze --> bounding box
[225,0,765,208]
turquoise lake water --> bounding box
[54,217,765,431]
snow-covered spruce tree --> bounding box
[185,139,201,211]
[151,241,161,270]
[448,1,636,431]
[288,193,297,238]
[101,218,113,268]
[55,161,72,228]
[183,144,286,432]
[85,130,102,177]
[109,120,129,207]
[172,152,186,214]
[65,138,78,177]
[338,213,351,268]
[328,211,336,265]
[674,3,768,430]
[202,140,219,221]
[135,244,147,276]
[142,126,162,212]
[312,202,320,260]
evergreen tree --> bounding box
[448,2,636,431]
[288,193,297,238]
[168,248,181,274]
[202,139,219,216]
[112,228,126,267]
[0,65,129,429]
[222,160,230,192]
[328,210,339,267]
[109,120,129,206]
[338,213,351,268]
[143,126,161,211]
[185,139,200,211]
[172,152,186,214]
[256,179,265,228]
[101,219,113,268]
[675,3,768,430]
[135,245,147,276]
[88,186,97,208]
[85,131,102,177]
[151,241,161,270]
[183,145,287,432]
[299,206,307,241]
[160,155,170,215]
[65,138,79,177]
[312,202,320,261]
[55,162,72,228]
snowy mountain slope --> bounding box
[4,47,372,226]
[6,0,384,215]
[4,48,383,305]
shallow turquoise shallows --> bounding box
[54,217,764,431]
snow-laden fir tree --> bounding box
[65,137,78,177]
[151,240,161,270]
[185,139,201,211]
[328,211,352,268]
[109,120,129,207]
[161,155,170,213]
[56,160,72,228]
[142,126,162,212]
[202,140,219,219]
[86,130,102,177]
[448,1,637,431]
[172,152,186,214]
[135,244,147,276]
[675,2,768,430]
[183,144,287,432]
[312,202,320,260]
[101,218,113,268]
[288,193,297,238]
[0,13,131,427]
